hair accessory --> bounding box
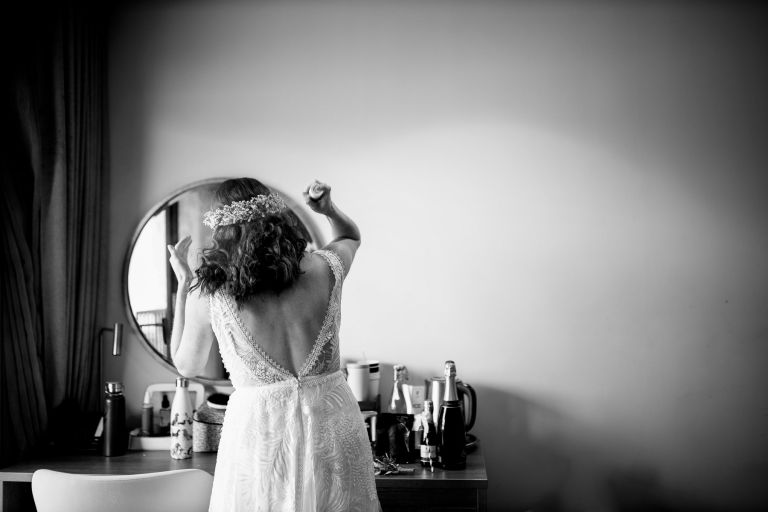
[203,193,287,229]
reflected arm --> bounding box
[170,281,214,377]
[167,237,213,376]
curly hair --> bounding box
[192,178,309,302]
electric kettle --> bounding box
[425,376,477,432]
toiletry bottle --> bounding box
[387,364,409,414]
[103,381,127,457]
[158,393,171,435]
[437,361,467,469]
[170,377,194,459]
[140,402,153,436]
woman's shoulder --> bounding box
[308,249,345,279]
[295,251,343,293]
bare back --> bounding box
[234,251,335,375]
[207,248,346,387]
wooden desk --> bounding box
[1,449,487,512]
[374,450,488,512]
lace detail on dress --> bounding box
[223,292,296,381]
[297,249,343,378]
[209,295,253,385]
[209,292,294,386]
[318,247,345,282]
[209,373,379,511]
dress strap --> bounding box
[314,249,345,283]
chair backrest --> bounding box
[31,468,213,512]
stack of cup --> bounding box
[346,360,381,411]
[346,362,370,403]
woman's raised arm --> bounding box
[303,180,361,277]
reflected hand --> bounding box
[167,236,193,287]
[303,179,333,215]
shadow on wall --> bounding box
[472,386,569,512]
[472,386,729,512]
[606,469,725,512]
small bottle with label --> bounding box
[170,378,193,459]
[158,393,171,435]
[420,400,438,471]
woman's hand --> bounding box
[303,180,334,215]
[167,236,193,287]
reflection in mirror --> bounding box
[124,179,322,384]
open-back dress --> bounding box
[207,249,380,511]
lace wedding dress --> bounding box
[207,249,380,512]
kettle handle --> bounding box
[457,382,477,431]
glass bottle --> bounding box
[387,364,409,414]
[140,402,153,436]
[420,400,439,470]
[158,393,171,435]
[437,360,466,469]
[170,377,193,459]
[412,408,423,452]
[103,381,127,457]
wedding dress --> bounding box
[207,249,380,512]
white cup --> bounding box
[346,362,370,402]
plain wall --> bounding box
[106,1,768,510]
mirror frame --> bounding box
[122,177,326,384]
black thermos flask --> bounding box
[103,381,127,456]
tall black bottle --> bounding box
[103,381,127,456]
[437,360,466,469]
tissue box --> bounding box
[193,403,225,452]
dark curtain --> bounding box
[1,0,108,465]
[0,144,49,467]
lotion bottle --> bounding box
[158,393,171,435]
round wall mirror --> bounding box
[123,178,324,384]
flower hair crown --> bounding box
[203,193,287,229]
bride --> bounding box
[168,177,380,511]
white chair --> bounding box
[31,468,213,512]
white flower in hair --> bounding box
[203,193,287,229]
